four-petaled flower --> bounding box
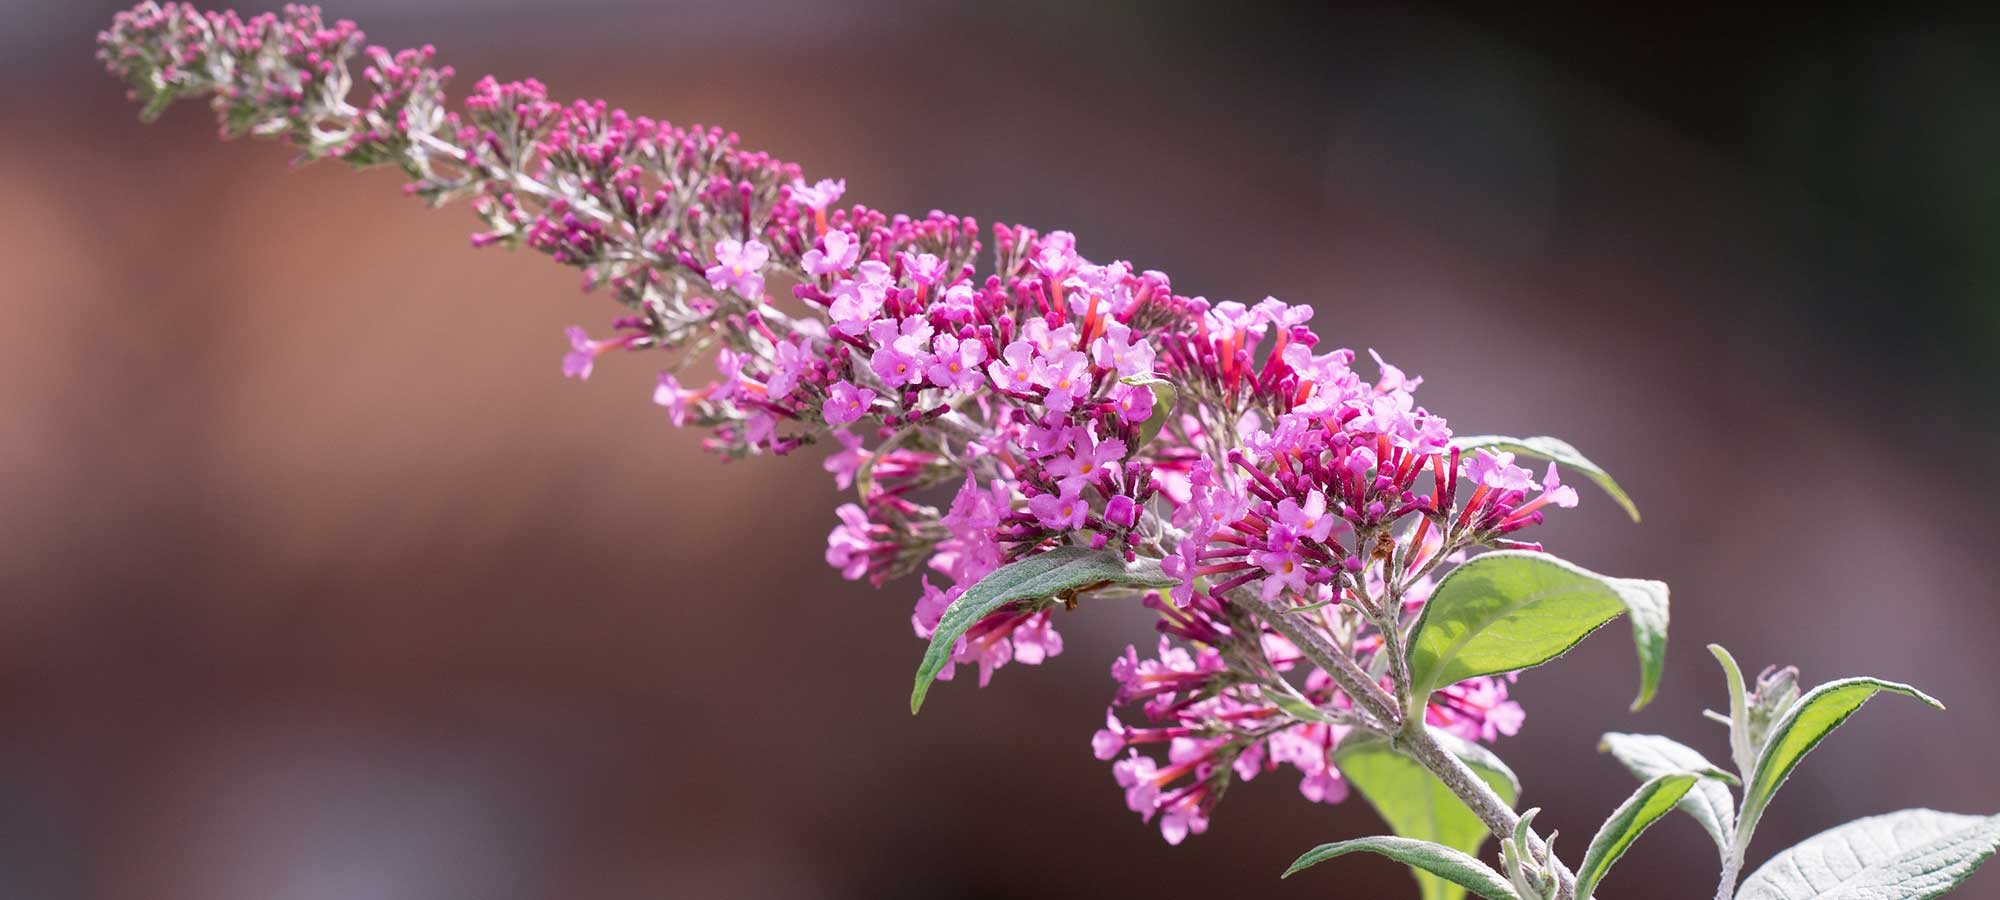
[653,371,701,426]
[766,338,811,400]
[869,317,936,387]
[1275,490,1333,543]
[562,326,636,380]
[926,333,988,393]
[802,229,858,277]
[790,177,845,212]
[1038,349,1092,413]
[987,340,1042,394]
[1092,322,1156,377]
[1253,546,1309,599]
[822,429,867,490]
[562,326,602,380]
[1536,462,1579,509]
[1028,483,1089,531]
[1111,381,1156,425]
[1046,428,1127,485]
[1467,449,1537,491]
[705,238,770,300]
[828,259,891,335]
[823,379,876,425]
[900,251,949,287]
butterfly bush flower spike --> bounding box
[116,15,1895,900]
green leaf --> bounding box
[909,546,1175,714]
[1450,434,1639,522]
[1732,677,1945,853]
[1574,772,1699,898]
[1285,835,1520,899]
[1119,375,1177,449]
[1336,730,1521,900]
[1711,644,1755,777]
[1404,551,1670,713]
[1598,732,1737,856]
[1737,809,2000,900]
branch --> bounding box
[1244,590,1578,900]
[1243,590,1400,730]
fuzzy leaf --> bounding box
[1735,678,1945,851]
[1575,772,1699,898]
[1336,731,1521,900]
[1737,809,2000,900]
[909,546,1175,713]
[1598,732,1737,855]
[1711,644,1755,776]
[1285,835,1520,899]
[1450,434,1639,522]
[1405,551,1670,713]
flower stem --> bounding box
[1245,590,1577,900]
[1714,852,1742,900]
[1244,589,1398,729]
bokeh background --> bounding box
[5,2,1999,898]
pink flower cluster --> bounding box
[1083,550,1524,843]
[101,2,1565,846]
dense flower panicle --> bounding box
[101,2,1581,845]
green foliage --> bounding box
[1335,731,1520,900]
[1710,644,1756,776]
[1737,810,2000,900]
[1574,772,1700,898]
[1449,434,1639,522]
[1285,836,1519,899]
[910,547,1174,713]
[1405,551,1669,713]
[1734,677,1944,853]
[1598,732,1737,856]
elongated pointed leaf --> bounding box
[1574,772,1698,898]
[1598,732,1737,856]
[1118,375,1177,449]
[1710,644,1755,777]
[1735,678,1945,850]
[1450,434,1639,521]
[910,546,1175,713]
[1737,809,2000,900]
[1335,731,1520,900]
[1285,835,1520,899]
[1405,551,1669,713]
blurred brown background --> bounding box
[6,2,2000,898]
